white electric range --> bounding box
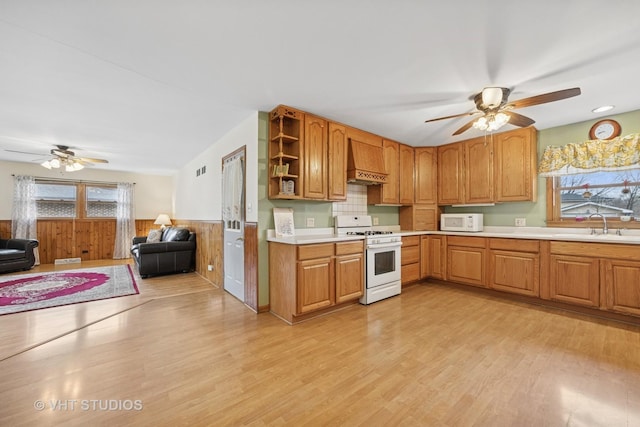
[334,215,402,304]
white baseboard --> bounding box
[54,257,82,265]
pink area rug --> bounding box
[0,265,139,315]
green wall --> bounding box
[446,109,640,226]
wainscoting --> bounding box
[0,218,259,311]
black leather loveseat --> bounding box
[130,227,196,278]
[0,238,39,274]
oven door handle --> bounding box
[366,242,403,250]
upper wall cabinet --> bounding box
[437,142,464,205]
[269,105,349,201]
[494,127,537,202]
[328,123,348,201]
[303,114,328,199]
[368,139,400,205]
[269,105,304,199]
[399,144,415,205]
[437,127,538,205]
[414,147,437,205]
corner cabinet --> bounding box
[269,240,364,324]
[268,105,304,199]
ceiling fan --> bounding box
[425,87,581,136]
[41,145,109,171]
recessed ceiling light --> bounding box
[592,105,615,113]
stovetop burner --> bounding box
[346,231,393,236]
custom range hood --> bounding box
[347,139,388,185]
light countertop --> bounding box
[267,226,640,245]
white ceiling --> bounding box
[1,0,640,175]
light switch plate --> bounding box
[373,217,379,225]
[515,218,526,227]
[306,217,315,227]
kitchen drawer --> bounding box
[402,235,420,247]
[297,243,334,261]
[401,245,420,265]
[489,238,539,253]
[335,240,364,256]
[402,262,421,284]
[447,235,486,248]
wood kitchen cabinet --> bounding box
[303,114,328,200]
[268,105,304,199]
[399,144,415,205]
[421,235,446,280]
[549,254,600,308]
[399,204,440,231]
[603,259,640,316]
[368,139,400,204]
[335,241,365,303]
[488,238,540,297]
[436,127,538,205]
[447,236,486,287]
[464,137,493,204]
[414,147,437,204]
[437,142,464,205]
[401,236,421,284]
[269,240,364,324]
[494,127,537,202]
[328,122,348,201]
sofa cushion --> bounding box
[147,229,162,243]
[162,227,190,242]
[0,249,26,262]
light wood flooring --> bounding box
[1,260,639,426]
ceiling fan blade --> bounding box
[425,111,477,123]
[78,157,108,164]
[4,149,47,156]
[452,118,477,136]
[507,87,581,109]
[505,111,536,127]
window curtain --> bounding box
[539,133,640,177]
[11,175,40,265]
[113,182,136,259]
[222,155,244,224]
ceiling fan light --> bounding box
[50,158,61,168]
[481,87,504,109]
[592,105,614,113]
[473,116,489,131]
[41,160,52,169]
[73,162,84,171]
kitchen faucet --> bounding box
[589,213,608,234]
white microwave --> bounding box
[440,213,484,232]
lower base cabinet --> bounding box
[603,259,640,316]
[447,236,486,287]
[549,254,600,308]
[270,240,364,323]
[488,238,540,297]
[421,235,446,279]
[401,236,421,284]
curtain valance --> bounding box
[538,133,640,177]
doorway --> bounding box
[222,147,245,302]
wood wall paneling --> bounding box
[244,223,259,312]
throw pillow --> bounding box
[147,229,162,243]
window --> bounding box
[35,183,77,218]
[86,186,117,217]
[548,169,640,224]
[35,181,117,219]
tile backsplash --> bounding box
[332,184,368,217]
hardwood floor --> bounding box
[1,262,639,426]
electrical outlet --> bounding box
[515,218,526,227]
[373,217,379,225]
[207,265,214,271]
[306,217,315,227]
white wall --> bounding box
[173,112,258,222]
[0,160,173,219]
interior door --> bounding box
[222,149,245,302]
